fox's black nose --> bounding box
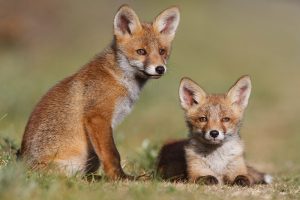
[155,66,165,75]
[209,130,219,138]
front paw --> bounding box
[233,175,251,187]
[106,170,135,181]
[196,175,219,185]
[136,172,153,181]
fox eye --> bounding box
[159,48,166,55]
[136,49,147,55]
[199,117,208,122]
[221,117,230,122]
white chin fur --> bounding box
[264,174,273,184]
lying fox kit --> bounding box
[19,5,180,180]
[157,76,272,186]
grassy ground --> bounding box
[1,0,300,199]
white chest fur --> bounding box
[111,55,143,130]
[185,138,244,179]
[111,80,140,129]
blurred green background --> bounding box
[1,0,300,177]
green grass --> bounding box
[1,0,300,199]
[1,139,300,200]
[1,138,300,200]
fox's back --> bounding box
[156,139,189,181]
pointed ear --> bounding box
[153,6,180,39]
[179,78,206,110]
[114,5,142,36]
[227,75,252,109]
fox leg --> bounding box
[185,148,219,184]
[188,168,219,185]
[224,157,253,186]
[84,114,131,180]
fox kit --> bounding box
[157,76,272,186]
[19,5,180,180]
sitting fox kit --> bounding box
[19,5,180,179]
[157,76,272,186]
